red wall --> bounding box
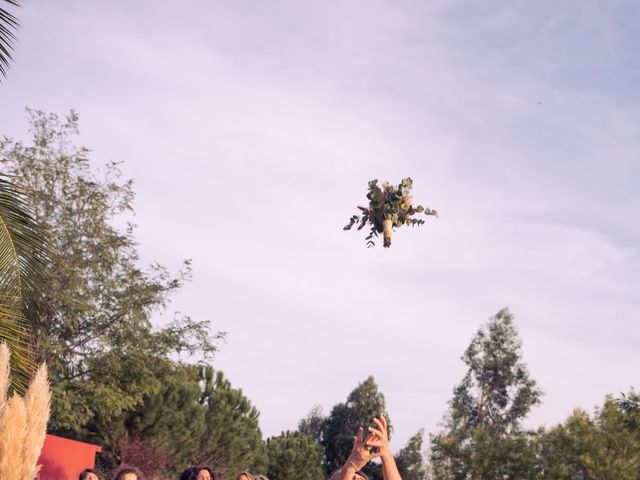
[38,434,102,480]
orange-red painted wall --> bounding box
[38,434,102,480]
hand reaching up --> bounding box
[331,417,402,480]
[367,415,402,480]
[348,426,381,470]
[366,415,392,459]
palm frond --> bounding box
[0,0,20,78]
[0,177,52,394]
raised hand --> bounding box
[366,415,391,459]
[366,415,402,480]
[348,425,381,470]
[331,418,401,480]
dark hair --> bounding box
[179,467,216,480]
[79,469,99,480]
[355,471,369,480]
[179,467,199,480]
[113,465,144,480]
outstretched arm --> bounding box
[367,416,402,480]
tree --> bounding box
[85,358,204,472]
[533,409,594,479]
[430,308,541,480]
[321,376,391,480]
[265,431,324,480]
[395,430,427,480]
[0,109,221,444]
[535,390,640,479]
[298,405,325,444]
[0,0,19,79]
[192,366,267,478]
[125,362,206,471]
[0,176,51,394]
[115,435,175,479]
[94,362,270,479]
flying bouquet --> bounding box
[344,177,438,248]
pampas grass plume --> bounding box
[0,343,9,410]
[0,394,27,480]
[22,363,51,480]
[0,343,51,480]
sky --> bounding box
[1,0,639,450]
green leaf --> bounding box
[0,177,52,393]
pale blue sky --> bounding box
[1,1,639,449]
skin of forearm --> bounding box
[330,462,358,480]
[381,451,403,480]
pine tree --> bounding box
[192,366,267,478]
[265,431,324,480]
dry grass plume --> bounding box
[0,343,51,480]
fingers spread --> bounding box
[373,418,385,431]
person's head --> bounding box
[353,471,369,480]
[113,465,144,480]
[179,467,216,480]
[79,469,100,480]
[329,469,368,480]
[253,476,269,480]
[236,472,253,480]
[179,467,198,480]
[196,467,215,480]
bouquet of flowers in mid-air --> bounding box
[343,177,438,248]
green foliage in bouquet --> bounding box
[343,178,437,248]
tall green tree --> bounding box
[125,362,206,469]
[93,362,270,478]
[192,366,267,478]
[430,308,541,480]
[395,430,427,480]
[535,390,640,479]
[321,376,391,480]
[298,404,325,444]
[0,0,19,78]
[0,109,221,435]
[0,176,51,393]
[84,358,204,471]
[265,431,324,480]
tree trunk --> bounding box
[382,219,393,248]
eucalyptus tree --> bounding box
[321,376,391,480]
[430,308,542,479]
[535,391,640,479]
[395,430,427,480]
